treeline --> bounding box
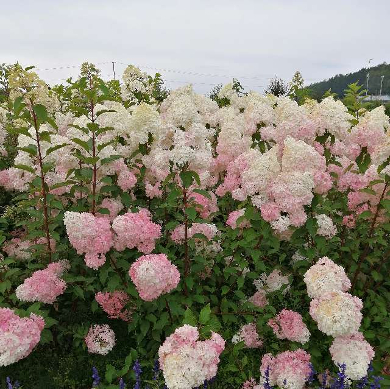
[309,62,390,99]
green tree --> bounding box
[265,76,288,96]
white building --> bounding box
[362,95,390,102]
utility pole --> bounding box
[380,75,384,99]
[112,61,116,80]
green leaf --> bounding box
[45,317,59,328]
[101,155,122,165]
[14,96,25,115]
[359,188,376,195]
[40,329,53,344]
[33,104,48,121]
[40,131,51,142]
[72,138,91,152]
[185,207,197,220]
[183,308,198,326]
[14,164,35,174]
[96,109,116,117]
[180,171,200,188]
[191,189,212,200]
[121,192,132,207]
[199,303,211,325]
[98,208,110,215]
[91,300,98,313]
[17,145,37,156]
[73,285,85,300]
[80,168,93,180]
[186,277,194,290]
[0,279,11,294]
[140,320,151,336]
[105,364,116,384]
[99,82,110,96]
[97,140,115,152]
[381,199,390,212]
[46,143,68,156]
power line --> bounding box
[163,78,264,89]
[34,61,274,82]
[117,61,273,81]
[33,60,318,86]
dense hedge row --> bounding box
[0,63,389,388]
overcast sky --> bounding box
[1,0,389,94]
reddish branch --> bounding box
[110,257,128,288]
[351,182,388,291]
[165,298,173,324]
[31,104,52,262]
[183,187,189,297]
[89,76,97,215]
[363,249,390,293]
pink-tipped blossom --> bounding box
[232,323,263,348]
[64,212,113,269]
[129,254,180,301]
[329,332,375,380]
[268,309,310,344]
[112,208,161,254]
[15,260,69,304]
[85,324,116,355]
[95,291,132,321]
[226,209,250,229]
[304,257,351,299]
[0,308,45,366]
[260,349,311,389]
[158,325,225,389]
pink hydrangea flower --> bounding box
[15,260,69,304]
[268,309,310,344]
[95,291,132,321]
[260,349,311,389]
[158,325,225,389]
[145,181,163,198]
[171,223,219,244]
[112,208,161,254]
[260,203,281,222]
[129,254,180,301]
[117,169,137,192]
[0,308,45,366]
[329,332,375,380]
[304,257,351,299]
[226,209,250,229]
[98,198,123,221]
[310,291,363,337]
[342,214,356,228]
[232,323,263,348]
[3,238,33,260]
[64,212,113,269]
[85,324,115,355]
[248,290,268,308]
[241,378,262,389]
[188,190,218,219]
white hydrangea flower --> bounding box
[315,214,337,239]
[304,257,350,299]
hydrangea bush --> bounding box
[0,63,389,388]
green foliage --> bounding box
[0,63,389,389]
[309,62,390,100]
[343,82,367,120]
[209,78,246,107]
[265,76,288,97]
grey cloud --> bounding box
[1,0,389,93]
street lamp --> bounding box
[366,58,373,97]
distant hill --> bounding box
[309,62,390,99]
